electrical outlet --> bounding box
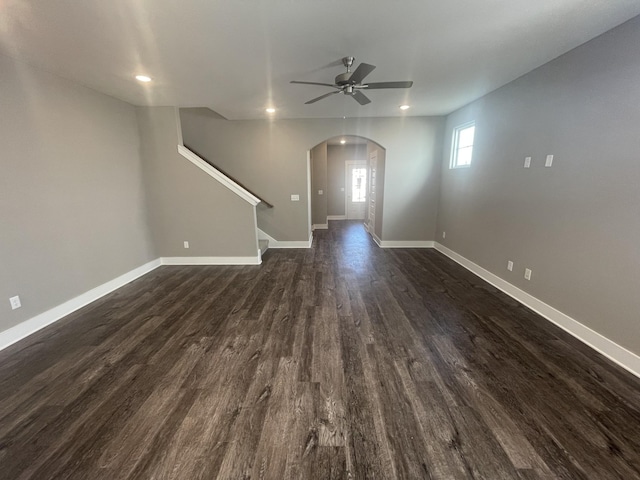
[545,155,553,167]
[318,190,323,195]
[442,231,446,239]
[290,194,299,201]
[524,156,531,168]
[183,241,189,249]
[10,295,21,310]
[507,260,513,271]
[524,268,532,281]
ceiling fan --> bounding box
[290,56,413,105]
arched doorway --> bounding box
[309,135,386,241]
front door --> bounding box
[346,161,368,220]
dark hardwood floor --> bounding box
[1,221,640,479]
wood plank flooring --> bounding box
[1,221,640,479]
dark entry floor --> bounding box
[1,221,639,479]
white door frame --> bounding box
[345,160,369,220]
[307,150,312,239]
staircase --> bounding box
[177,144,273,264]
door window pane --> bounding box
[352,168,367,202]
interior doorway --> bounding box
[309,136,385,240]
[345,161,368,220]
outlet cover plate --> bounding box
[10,295,21,310]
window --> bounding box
[450,121,475,168]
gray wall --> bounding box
[180,109,444,242]
[310,142,328,226]
[137,107,259,258]
[437,16,640,354]
[0,54,155,333]
[327,144,368,217]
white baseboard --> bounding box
[312,224,328,230]
[368,230,434,249]
[257,229,313,248]
[160,256,261,265]
[434,242,640,379]
[378,240,435,248]
[0,259,162,352]
[327,215,347,220]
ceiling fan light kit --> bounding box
[291,56,413,106]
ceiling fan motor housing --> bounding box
[335,72,354,86]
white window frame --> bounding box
[450,121,475,169]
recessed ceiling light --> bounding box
[265,107,276,113]
[340,139,346,144]
[135,75,152,82]
[400,104,410,110]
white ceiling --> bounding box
[1,1,639,120]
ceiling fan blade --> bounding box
[305,90,341,104]
[291,80,339,88]
[349,63,376,84]
[363,81,414,89]
[352,91,371,105]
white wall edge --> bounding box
[434,242,640,379]
[177,145,260,206]
[313,224,328,230]
[252,205,260,259]
[161,256,261,265]
[327,215,347,220]
[378,240,435,248]
[0,259,162,352]
[174,107,184,146]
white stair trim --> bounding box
[258,229,313,248]
[177,145,260,206]
[434,242,640,379]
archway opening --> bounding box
[308,135,386,242]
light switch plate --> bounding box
[318,190,323,195]
[545,155,553,167]
[290,194,300,201]
[524,157,531,168]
